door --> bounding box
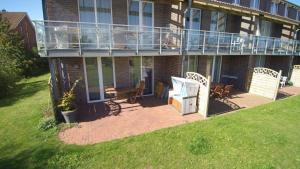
[140,1,154,49]
[212,56,222,83]
[142,56,154,95]
[187,9,201,50]
[128,0,154,49]
[84,57,115,102]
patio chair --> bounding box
[210,85,224,98]
[223,85,234,98]
[280,76,287,88]
[128,80,145,104]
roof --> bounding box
[0,12,27,30]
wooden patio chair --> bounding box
[128,80,145,104]
[210,85,224,98]
[223,85,234,98]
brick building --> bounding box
[0,11,37,51]
[36,0,300,105]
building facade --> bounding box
[37,0,300,104]
[0,11,37,51]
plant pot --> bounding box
[61,109,77,124]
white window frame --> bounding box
[77,0,113,24]
[211,56,222,83]
[83,57,116,103]
[250,0,260,9]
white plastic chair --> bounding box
[280,76,287,88]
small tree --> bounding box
[0,16,23,97]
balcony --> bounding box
[34,20,300,57]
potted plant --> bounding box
[58,80,80,123]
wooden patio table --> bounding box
[105,87,136,100]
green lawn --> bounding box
[0,73,300,169]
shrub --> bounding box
[287,81,293,86]
[38,117,57,131]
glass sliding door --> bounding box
[96,0,112,49]
[128,0,154,49]
[85,57,101,101]
[140,1,154,49]
[79,0,97,49]
[212,56,222,83]
[79,0,112,49]
[128,0,140,49]
[101,57,115,99]
[129,56,141,88]
[142,56,153,95]
[255,55,266,67]
[188,9,201,50]
[182,56,198,77]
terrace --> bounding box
[34,20,300,57]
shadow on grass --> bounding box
[0,145,57,169]
[0,79,48,108]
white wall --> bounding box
[249,67,281,100]
[186,72,210,118]
[291,65,300,87]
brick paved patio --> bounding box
[59,86,300,145]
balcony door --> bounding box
[128,0,154,49]
[185,8,202,50]
[84,57,116,102]
[212,56,222,83]
[79,0,112,49]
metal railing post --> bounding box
[159,27,162,54]
[217,32,220,55]
[264,38,268,54]
[136,26,139,55]
[180,29,183,54]
[272,38,276,54]
[186,29,190,52]
[109,24,112,55]
[256,36,259,54]
[77,22,81,55]
[251,35,255,54]
[202,31,206,54]
[229,34,233,54]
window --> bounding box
[85,57,101,101]
[79,0,96,22]
[260,20,272,37]
[182,56,198,77]
[210,11,227,32]
[79,0,112,23]
[250,0,260,9]
[128,0,140,26]
[96,0,112,24]
[270,2,278,15]
[233,0,240,5]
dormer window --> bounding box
[250,0,260,9]
[270,2,278,15]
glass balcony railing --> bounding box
[34,20,300,56]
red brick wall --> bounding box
[43,0,79,21]
[16,15,37,51]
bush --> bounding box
[287,81,293,86]
[38,117,57,131]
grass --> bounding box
[0,73,300,169]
